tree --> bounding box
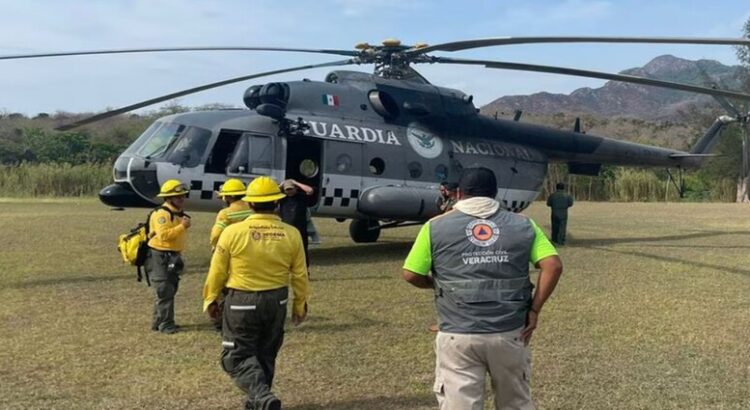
[734,17,750,202]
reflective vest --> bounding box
[210,201,252,248]
[430,209,535,333]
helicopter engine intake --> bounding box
[246,82,290,120]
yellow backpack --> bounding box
[117,206,174,286]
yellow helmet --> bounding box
[218,178,246,197]
[157,179,188,197]
[242,176,286,203]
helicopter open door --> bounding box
[205,129,243,175]
[285,137,323,207]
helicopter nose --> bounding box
[127,157,160,198]
[99,183,156,208]
[101,155,160,208]
[112,155,160,197]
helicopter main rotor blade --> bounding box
[408,36,750,55]
[431,57,750,101]
[55,59,354,131]
[0,46,359,61]
[695,63,744,117]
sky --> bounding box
[0,0,748,116]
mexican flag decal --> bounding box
[322,94,340,107]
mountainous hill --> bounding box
[482,55,747,121]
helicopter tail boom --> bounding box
[689,116,736,155]
[676,115,737,168]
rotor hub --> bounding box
[353,39,431,78]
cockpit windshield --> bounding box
[137,122,186,158]
[165,126,212,167]
[128,121,212,167]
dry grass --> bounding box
[0,200,748,409]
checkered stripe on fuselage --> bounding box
[189,180,225,200]
[321,187,360,208]
[502,199,530,213]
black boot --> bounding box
[245,393,281,410]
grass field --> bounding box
[1,199,748,409]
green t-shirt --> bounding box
[403,218,557,276]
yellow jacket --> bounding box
[203,213,309,316]
[210,201,252,248]
[147,203,187,252]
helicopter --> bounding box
[4,36,750,243]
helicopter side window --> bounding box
[227,134,274,175]
[336,154,352,172]
[369,158,385,175]
[227,137,250,174]
[408,161,423,179]
[435,164,449,181]
[137,123,186,159]
[166,126,212,167]
[249,135,273,174]
[299,159,319,178]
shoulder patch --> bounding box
[158,217,167,224]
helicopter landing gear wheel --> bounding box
[349,218,381,243]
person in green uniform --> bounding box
[546,182,574,245]
[402,167,563,409]
[436,181,458,213]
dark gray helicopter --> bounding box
[5,37,750,242]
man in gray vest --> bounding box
[402,167,563,409]
[546,182,574,245]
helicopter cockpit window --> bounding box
[369,158,385,175]
[124,121,161,155]
[435,164,448,181]
[165,126,212,168]
[136,122,186,159]
[408,161,423,179]
[299,159,319,178]
[336,154,352,172]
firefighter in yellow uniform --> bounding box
[147,179,191,334]
[208,178,252,331]
[203,176,309,410]
[210,178,253,249]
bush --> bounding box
[609,168,669,201]
[0,163,111,197]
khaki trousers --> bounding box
[434,327,533,410]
